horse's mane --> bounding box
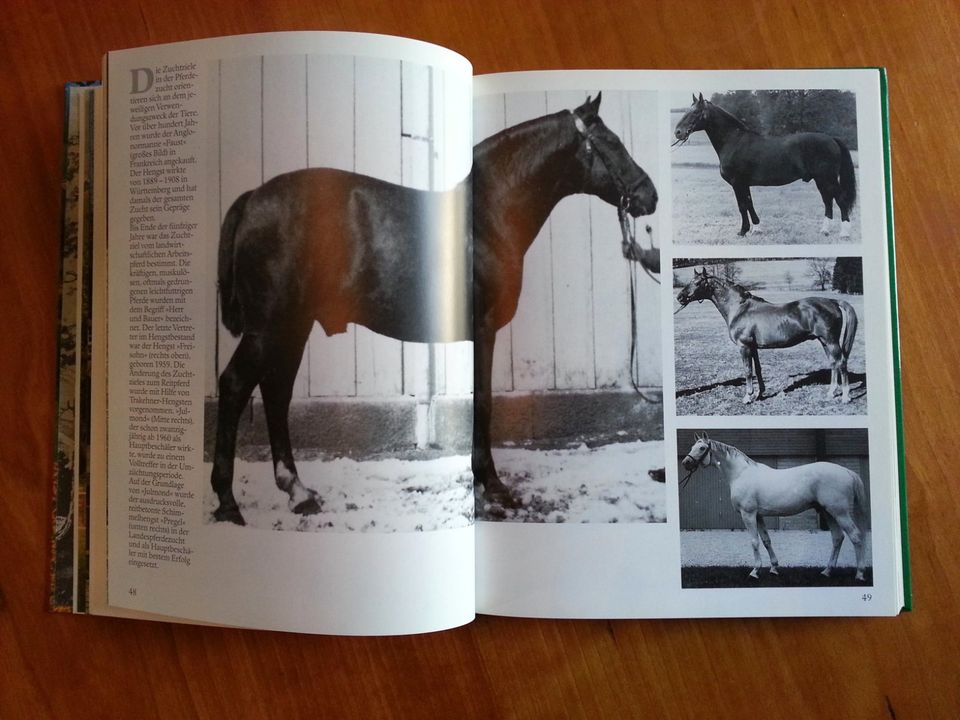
[704,273,768,303]
[473,110,571,179]
[706,101,759,135]
[710,440,759,467]
[731,283,767,303]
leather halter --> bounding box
[572,112,633,201]
[680,440,712,490]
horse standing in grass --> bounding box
[681,434,868,581]
[676,268,858,404]
[674,93,856,238]
[212,93,658,524]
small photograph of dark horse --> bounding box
[677,428,872,589]
[671,90,859,245]
[673,257,866,416]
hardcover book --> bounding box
[52,31,908,634]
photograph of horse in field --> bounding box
[203,55,662,530]
[673,258,866,416]
[671,90,859,245]
[678,429,872,589]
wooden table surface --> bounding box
[2,1,958,717]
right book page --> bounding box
[472,69,905,618]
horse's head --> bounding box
[674,93,708,144]
[572,93,657,217]
[676,267,714,306]
[681,432,713,472]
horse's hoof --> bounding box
[769,566,779,576]
[742,395,753,405]
[485,484,520,509]
[213,505,246,526]
[820,568,831,577]
[292,496,323,515]
[855,571,866,582]
[749,569,760,580]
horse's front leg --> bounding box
[472,319,515,507]
[738,344,756,404]
[211,334,269,525]
[756,516,779,575]
[260,321,320,516]
[739,510,763,579]
[733,184,751,237]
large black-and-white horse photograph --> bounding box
[673,257,867,416]
[671,89,860,244]
[202,56,667,531]
[678,428,872,588]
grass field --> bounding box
[672,152,861,245]
[673,290,867,416]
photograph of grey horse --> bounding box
[681,433,868,581]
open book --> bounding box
[52,31,908,634]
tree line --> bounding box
[708,90,858,150]
[672,257,863,294]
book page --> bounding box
[472,69,904,618]
[101,32,475,635]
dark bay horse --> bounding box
[674,93,856,238]
[212,93,658,524]
[676,268,857,404]
[681,434,868,581]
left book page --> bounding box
[95,32,475,635]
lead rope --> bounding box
[618,199,661,404]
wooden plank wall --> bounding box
[206,54,473,401]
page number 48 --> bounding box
[128,587,138,597]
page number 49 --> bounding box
[861,593,872,602]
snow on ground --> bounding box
[478,440,666,523]
[203,455,473,533]
[204,439,666,531]
[681,529,873,568]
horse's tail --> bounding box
[838,300,858,361]
[835,138,857,210]
[218,190,253,337]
